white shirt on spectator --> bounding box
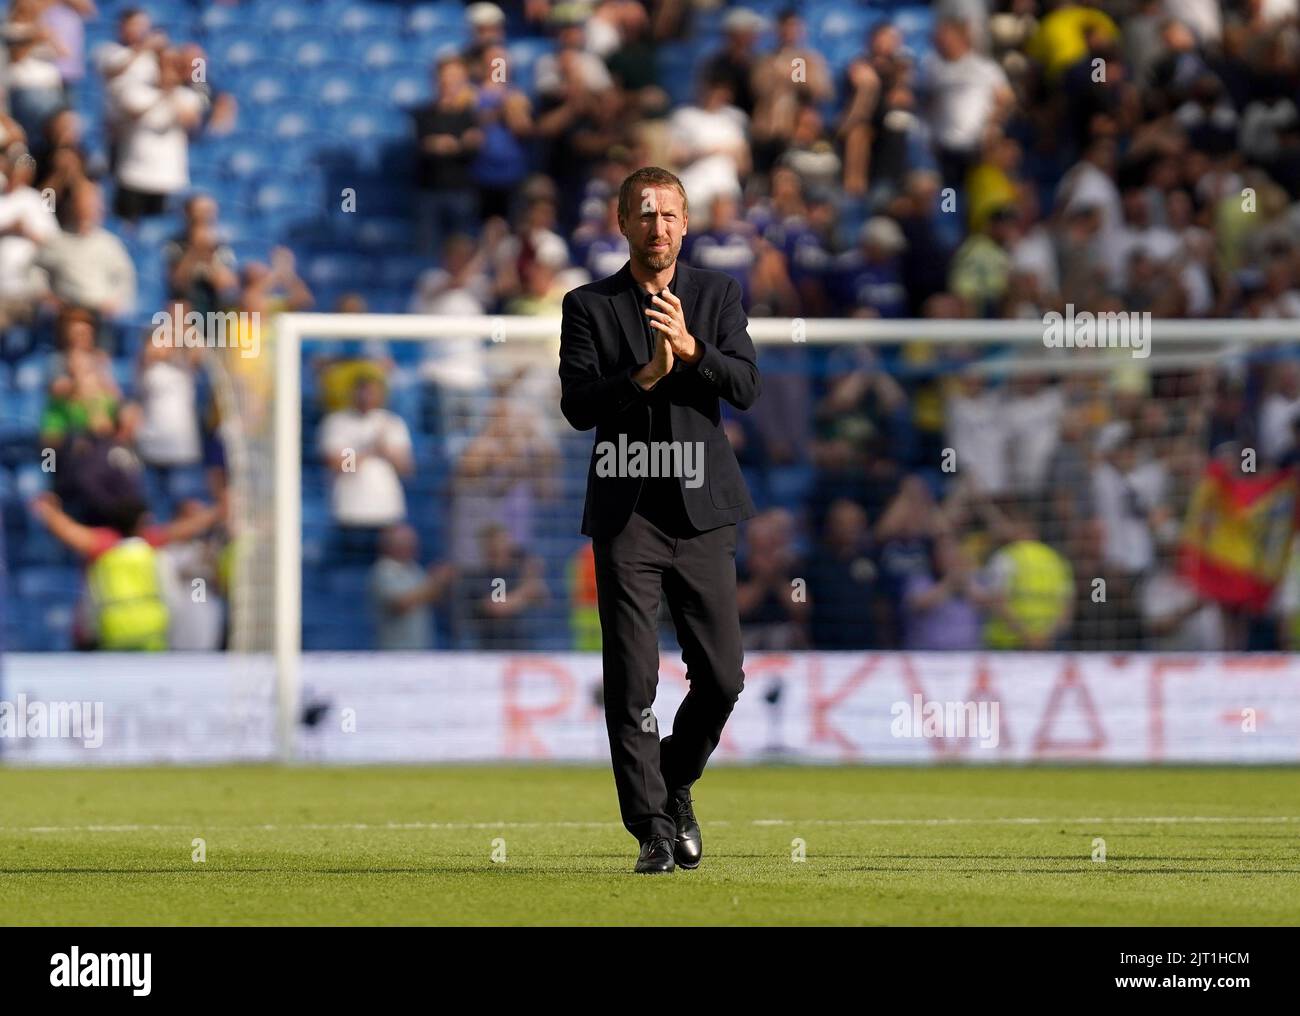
[1004,386,1064,493]
[532,50,612,96]
[921,50,1008,152]
[410,277,490,392]
[134,358,202,466]
[39,226,137,314]
[96,42,159,123]
[1140,570,1224,651]
[1110,225,1179,289]
[4,51,62,90]
[115,83,206,195]
[318,408,412,527]
[159,541,224,650]
[1057,161,1123,250]
[0,184,59,300]
[1164,0,1221,44]
[1093,458,1165,574]
[1010,225,1059,295]
[1260,391,1300,463]
[946,387,1009,495]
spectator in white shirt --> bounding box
[0,142,60,327]
[134,323,203,469]
[319,374,415,562]
[667,77,751,229]
[3,0,69,142]
[1259,360,1300,464]
[94,7,165,170]
[532,15,614,98]
[113,46,207,221]
[38,180,136,320]
[921,17,1012,189]
[1092,422,1167,578]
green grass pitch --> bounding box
[1,765,1297,925]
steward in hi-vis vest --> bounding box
[29,491,224,652]
[87,535,169,651]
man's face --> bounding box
[620,184,687,273]
[354,379,384,412]
[75,186,101,227]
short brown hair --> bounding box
[618,167,689,225]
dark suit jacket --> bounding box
[559,259,761,539]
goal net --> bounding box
[222,313,1298,755]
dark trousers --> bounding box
[592,509,746,844]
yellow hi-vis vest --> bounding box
[87,536,169,651]
[983,540,1073,649]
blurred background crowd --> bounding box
[2,0,1300,655]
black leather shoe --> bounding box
[635,835,676,874]
[671,791,701,869]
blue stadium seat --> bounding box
[210,32,268,72]
[409,29,470,67]
[305,251,372,291]
[326,102,409,145]
[273,28,342,70]
[135,216,173,249]
[238,63,296,106]
[17,565,82,602]
[6,386,42,437]
[344,35,404,71]
[658,49,699,105]
[15,462,50,504]
[406,3,467,37]
[253,177,321,220]
[332,2,403,36]
[13,356,46,392]
[325,565,370,597]
[188,160,225,194]
[377,254,428,292]
[408,3,470,38]
[375,64,431,109]
[219,137,272,181]
[893,5,936,34]
[306,63,364,106]
[200,3,241,34]
[353,216,415,252]
[261,0,314,34]
[265,108,318,140]
[813,3,881,45]
[7,598,75,651]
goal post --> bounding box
[263,312,1298,759]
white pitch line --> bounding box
[2,816,1299,834]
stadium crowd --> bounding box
[3,0,1300,654]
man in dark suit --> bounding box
[559,167,761,874]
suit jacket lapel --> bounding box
[675,261,698,355]
[614,262,647,367]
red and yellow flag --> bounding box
[1178,460,1300,611]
